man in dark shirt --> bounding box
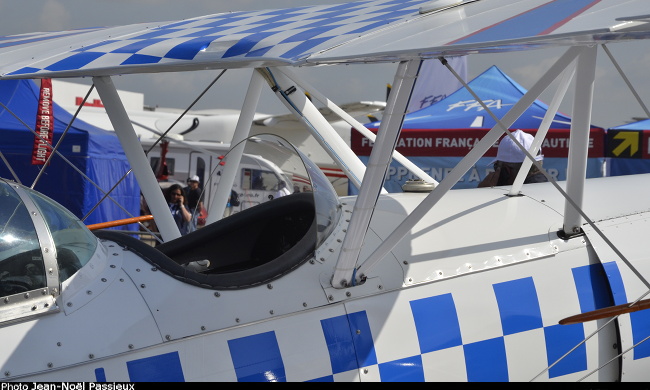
[183,175,204,231]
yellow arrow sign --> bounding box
[612,131,639,157]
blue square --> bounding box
[348,311,378,368]
[544,324,587,378]
[127,351,185,382]
[572,263,614,313]
[228,331,286,382]
[321,314,358,374]
[630,309,650,360]
[410,293,462,353]
[464,337,509,382]
[379,355,425,382]
[493,277,543,335]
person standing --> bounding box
[184,175,204,232]
[478,129,547,187]
[166,184,192,235]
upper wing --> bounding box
[1,0,649,79]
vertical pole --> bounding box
[563,46,597,236]
[206,69,264,224]
[93,76,181,242]
[333,60,421,288]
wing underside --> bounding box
[1,0,650,79]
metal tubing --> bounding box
[93,76,181,242]
[333,60,421,288]
[206,69,264,224]
[563,46,597,235]
[510,64,576,195]
[277,67,438,186]
[265,67,368,191]
[356,47,582,280]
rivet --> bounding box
[44,247,49,253]
[309,260,315,264]
[128,344,134,349]
[337,239,342,243]
[86,290,92,295]
[270,310,274,315]
[613,343,618,349]
[267,284,273,290]
[119,279,124,282]
[214,292,221,297]
[47,363,53,368]
[364,369,368,374]
[89,354,94,359]
[165,335,171,341]
[303,302,307,307]
[24,293,29,299]
[408,278,413,283]
[151,267,158,272]
[346,292,351,297]
[140,284,146,288]
[403,261,408,265]
[235,318,240,323]
[31,305,37,311]
[329,248,334,252]
[136,269,141,272]
[201,326,206,331]
[356,330,361,335]
[101,278,107,282]
[57,342,62,347]
[48,268,53,275]
[320,258,325,262]
[378,285,383,290]
[328,295,334,301]
[110,265,116,268]
[3,297,8,303]
[112,253,118,256]
[5,371,10,377]
[67,302,73,307]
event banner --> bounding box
[31,78,54,165]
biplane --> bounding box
[1,0,650,382]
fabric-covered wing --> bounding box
[0,0,649,79]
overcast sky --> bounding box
[1,0,649,128]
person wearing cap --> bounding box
[183,175,204,232]
[478,129,547,188]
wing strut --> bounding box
[206,69,264,224]
[333,60,422,288]
[94,76,181,242]
[276,67,438,187]
[354,48,583,283]
[260,67,368,191]
[563,45,597,236]
[510,64,576,195]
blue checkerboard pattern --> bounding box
[4,0,429,77]
[98,262,646,382]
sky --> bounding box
[1,0,649,129]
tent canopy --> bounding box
[399,65,573,130]
[0,79,140,227]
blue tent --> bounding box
[606,119,650,176]
[352,66,605,190]
[0,79,140,230]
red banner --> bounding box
[352,127,606,158]
[31,78,54,165]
